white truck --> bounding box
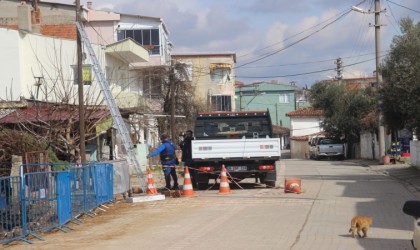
[191,110,281,190]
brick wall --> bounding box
[0,24,76,40]
[41,24,76,40]
[0,24,18,29]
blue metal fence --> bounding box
[94,163,113,205]
[0,176,24,243]
[0,162,113,244]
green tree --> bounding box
[381,17,420,133]
[309,81,377,149]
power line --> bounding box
[236,0,369,62]
[385,0,403,34]
[237,56,384,79]
[347,0,375,69]
[83,0,400,87]
[387,0,420,14]
[235,9,353,69]
[237,9,355,60]
[238,51,389,69]
[84,3,388,83]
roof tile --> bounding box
[286,107,324,117]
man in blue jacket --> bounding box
[147,134,179,190]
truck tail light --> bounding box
[199,166,214,172]
[258,165,274,170]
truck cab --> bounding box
[192,110,281,189]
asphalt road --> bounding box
[4,157,417,250]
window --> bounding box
[194,117,270,139]
[143,71,162,98]
[117,29,160,55]
[210,95,231,111]
[72,64,92,85]
[209,64,232,84]
[120,72,128,91]
[279,93,290,103]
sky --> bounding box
[49,0,420,88]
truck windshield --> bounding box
[319,138,341,145]
[194,117,271,139]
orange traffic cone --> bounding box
[146,167,158,195]
[218,165,231,194]
[182,166,196,197]
[284,178,301,194]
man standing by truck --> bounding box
[180,130,197,189]
[147,134,179,190]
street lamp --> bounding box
[352,0,386,163]
[351,6,369,14]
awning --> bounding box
[209,63,232,70]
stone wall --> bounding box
[411,140,420,168]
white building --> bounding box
[286,107,324,159]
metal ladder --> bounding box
[76,22,146,191]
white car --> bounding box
[403,200,420,249]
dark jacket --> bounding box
[180,136,193,161]
[149,139,177,166]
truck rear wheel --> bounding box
[264,180,276,188]
[198,182,209,190]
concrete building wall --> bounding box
[0,28,23,100]
[236,83,302,128]
[290,117,322,137]
[290,140,309,159]
[411,141,420,168]
[172,54,236,111]
[0,0,76,38]
[360,132,378,160]
[119,15,171,67]
[0,27,109,104]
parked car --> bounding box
[403,200,420,249]
[308,136,345,160]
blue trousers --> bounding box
[163,165,179,189]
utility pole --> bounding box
[170,66,176,141]
[76,0,86,162]
[351,1,385,163]
[375,0,386,164]
[239,86,243,111]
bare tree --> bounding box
[149,61,200,141]
[0,37,114,163]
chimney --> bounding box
[87,2,93,9]
[17,2,32,32]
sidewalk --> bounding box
[351,158,420,197]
